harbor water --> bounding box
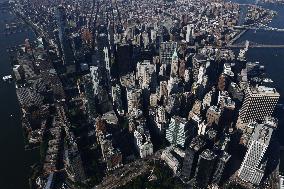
[0,1,39,189]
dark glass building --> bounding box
[56,6,76,73]
[194,149,217,188]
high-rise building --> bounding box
[133,129,153,158]
[185,24,193,43]
[155,106,167,134]
[115,43,133,76]
[181,137,205,182]
[126,88,142,113]
[218,74,228,91]
[170,50,179,77]
[136,60,156,89]
[192,54,207,82]
[194,149,217,188]
[238,117,277,185]
[159,81,168,99]
[111,84,124,115]
[237,86,279,130]
[90,66,99,95]
[206,106,221,126]
[166,116,191,148]
[161,147,181,174]
[211,152,231,185]
[160,41,177,65]
[56,6,75,73]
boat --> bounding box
[263,78,273,83]
[2,75,13,82]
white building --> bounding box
[13,65,23,81]
[90,66,99,95]
[133,127,153,158]
[155,106,167,133]
[237,86,279,130]
[238,117,277,185]
[103,47,110,73]
[170,50,179,77]
[136,60,156,89]
[161,146,185,174]
[161,146,181,174]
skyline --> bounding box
[1,0,284,189]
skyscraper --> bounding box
[160,41,177,65]
[211,152,231,185]
[181,137,205,182]
[238,117,277,185]
[192,54,207,83]
[237,86,279,130]
[194,149,217,188]
[166,116,190,148]
[56,5,75,73]
[170,50,179,77]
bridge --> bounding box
[234,25,284,32]
[228,40,284,48]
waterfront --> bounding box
[0,2,39,189]
[228,0,284,145]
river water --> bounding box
[0,2,38,189]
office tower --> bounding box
[159,81,168,99]
[185,24,195,44]
[160,41,177,65]
[90,66,99,95]
[155,106,167,133]
[133,128,153,158]
[136,60,156,89]
[184,69,191,83]
[166,116,192,148]
[104,145,123,171]
[170,50,179,77]
[13,64,24,81]
[126,88,142,113]
[185,24,191,43]
[194,149,217,188]
[103,47,110,75]
[206,106,221,126]
[218,74,228,91]
[115,43,133,76]
[161,147,181,174]
[178,59,186,78]
[238,117,277,185]
[211,152,231,185]
[181,137,205,182]
[188,100,202,119]
[237,86,279,130]
[56,6,75,73]
[192,54,207,82]
[111,84,124,115]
